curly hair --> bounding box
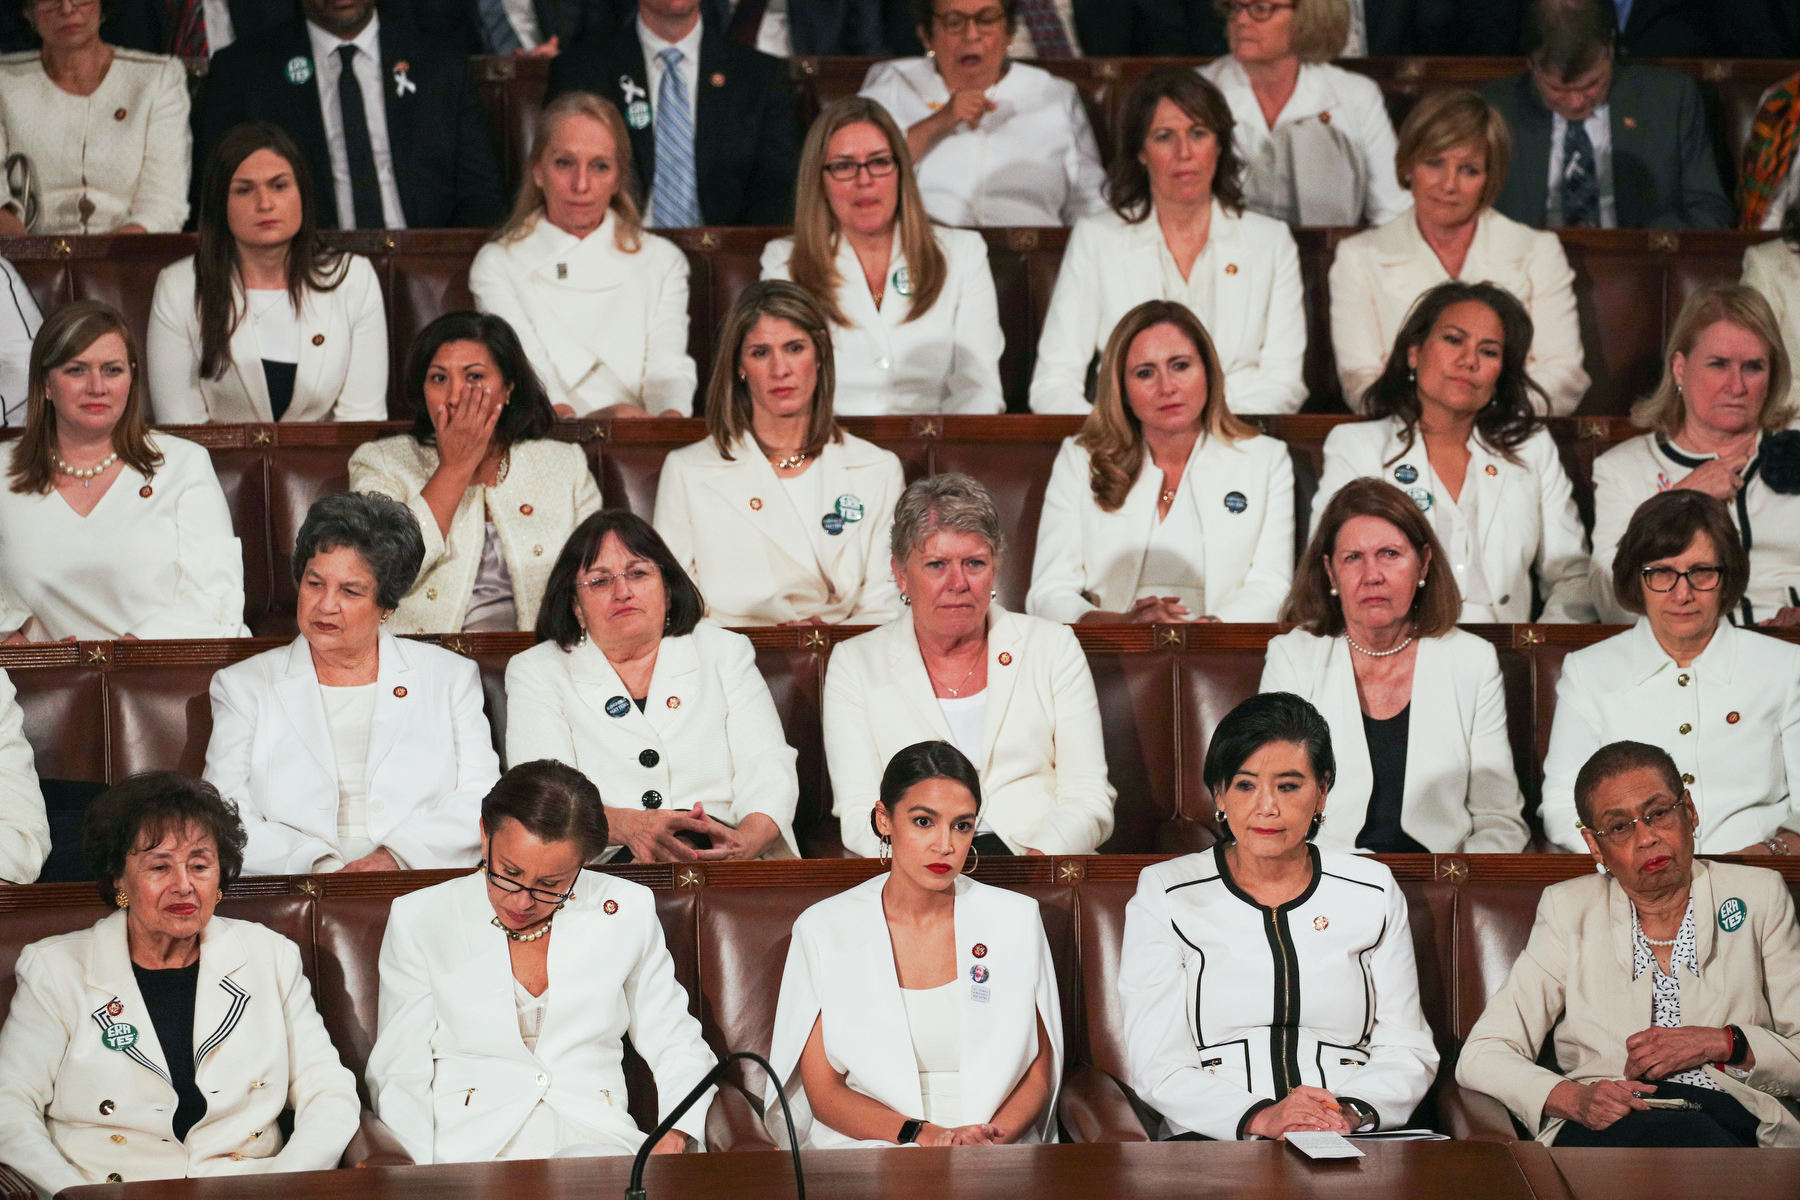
[82,773,247,907]
[292,492,427,611]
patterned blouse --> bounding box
[1630,900,1717,1090]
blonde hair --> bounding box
[790,97,945,329]
[11,301,161,495]
[1077,301,1254,512]
[496,91,643,253]
[1394,89,1512,211]
[1631,283,1794,437]
[702,281,842,461]
[1290,0,1352,62]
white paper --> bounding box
[1284,1131,1365,1160]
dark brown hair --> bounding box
[703,281,841,461]
[1282,477,1463,637]
[10,301,160,495]
[405,311,557,449]
[535,510,705,649]
[1522,0,1616,79]
[1107,67,1245,224]
[1610,490,1748,617]
[870,739,983,840]
[481,759,610,862]
[82,772,246,907]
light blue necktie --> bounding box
[650,47,701,228]
[476,0,524,54]
[1614,0,1634,34]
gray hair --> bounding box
[890,473,1004,563]
[292,492,426,611]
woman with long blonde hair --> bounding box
[760,97,1004,416]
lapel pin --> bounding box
[112,107,127,121]
[969,964,989,983]
[311,333,325,346]
[834,494,864,522]
[1485,464,1498,476]
[1313,915,1329,931]
[1394,463,1418,484]
[1727,711,1740,724]
[1224,490,1248,513]
[971,942,987,958]
[99,1099,115,1115]
[1224,263,1239,276]
[392,61,416,98]
[710,71,725,87]
[666,696,681,710]
[285,56,313,85]
[1318,110,1332,125]
[822,512,845,535]
[106,999,123,1017]
[138,485,152,498]
[520,503,533,515]
[998,652,1012,666]
[1623,116,1637,129]
[605,695,631,718]
[556,262,568,280]
[749,497,762,511]
[392,686,408,698]
[603,899,618,915]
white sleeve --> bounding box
[1310,428,1361,541]
[1522,233,1590,416]
[716,632,800,855]
[1024,443,1099,623]
[348,441,451,575]
[1539,653,1601,852]
[366,903,440,1164]
[122,58,191,232]
[1327,236,1385,413]
[0,668,45,884]
[375,657,497,870]
[130,448,247,637]
[1027,221,1103,414]
[1352,83,1411,227]
[1209,444,1295,622]
[650,454,701,596]
[0,256,40,425]
[0,945,88,1195]
[1336,880,1440,1126]
[1530,436,1597,624]
[204,666,336,876]
[1029,625,1115,855]
[1223,224,1306,414]
[1060,86,1109,222]
[1259,634,1300,693]
[850,457,904,623]
[1587,450,1640,623]
[470,245,577,413]
[503,650,577,772]
[623,905,719,1148]
[941,237,1006,414]
[261,936,359,1173]
[1460,641,1529,854]
[824,645,884,858]
[147,264,208,424]
[642,246,697,416]
[332,256,391,422]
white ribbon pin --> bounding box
[392,62,416,97]
[619,75,647,105]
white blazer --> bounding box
[366,871,716,1163]
[823,608,1115,857]
[348,435,602,634]
[204,631,501,875]
[147,254,389,424]
[1312,419,1593,623]
[1741,238,1800,406]
[858,57,1107,228]
[1026,432,1295,623]
[0,254,43,425]
[764,874,1063,1149]
[1119,848,1439,1141]
[760,227,1004,415]
[653,431,903,627]
[469,213,696,416]
[0,913,358,1196]
[0,435,247,641]
[1541,618,1800,853]
[1259,627,1528,853]
[1029,203,1307,415]
[504,622,800,856]
[1327,209,1589,414]
[0,667,46,885]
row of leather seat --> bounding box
[1,226,1773,416]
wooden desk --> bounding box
[1549,1147,1800,1198]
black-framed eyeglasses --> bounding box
[822,154,899,182]
[1640,564,1723,593]
[485,864,577,906]
[932,7,1005,34]
[1214,1,1295,20]
[1585,801,1686,843]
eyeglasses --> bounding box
[1640,564,1723,593]
[32,0,99,11]
[577,567,656,593]
[1585,801,1685,843]
[1214,1,1295,20]
[932,7,1006,34]
[485,863,577,906]
[822,154,899,182]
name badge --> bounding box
[969,984,990,1004]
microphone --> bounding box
[625,1050,805,1200]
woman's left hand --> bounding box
[691,809,780,861]
[648,1130,689,1155]
[342,848,400,873]
[1623,1025,1733,1081]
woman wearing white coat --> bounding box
[1740,214,1800,389]
[149,124,387,424]
[1329,90,1588,415]
[205,494,501,876]
[1030,68,1306,416]
[1311,282,1593,623]
[505,511,800,861]
[760,98,1002,416]
[1027,300,1294,624]
[1262,479,1527,853]
[368,761,717,1162]
[655,282,904,626]
[767,742,1060,1149]
[470,91,695,417]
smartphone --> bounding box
[1641,1097,1702,1112]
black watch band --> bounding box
[897,1118,924,1144]
[1727,1024,1750,1067]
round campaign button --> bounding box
[285,56,313,85]
[1223,491,1248,513]
[1394,463,1419,485]
[892,266,913,297]
[834,494,864,522]
[102,1022,138,1051]
[1718,897,1747,933]
[605,695,632,719]
[626,99,651,130]
[1406,486,1433,512]
[822,513,846,535]
[969,964,989,984]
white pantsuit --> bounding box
[653,432,903,627]
[764,874,1062,1149]
[760,227,1004,415]
[1742,239,1800,406]
[147,254,389,424]
[1026,432,1295,623]
[367,871,717,1163]
[1260,628,1528,853]
[504,622,800,856]
[1029,203,1307,415]
[823,608,1115,857]
[204,631,502,875]
[0,667,45,885]
[0,913,359,1195]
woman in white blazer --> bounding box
[760,98,1002,416]
[857,1,1105,228]
[1199,0,1411,228]
[1543,491,1800,856]
[767,742,1059,1149]
[1312,281,1592,623]
[1460,741,1800,1147]
[1027,299,1294,624]
[1030,68,1306,416]
[149,124,387,424]
[205,494,501,876]
[1120,694,1438,1141]
[470,91,694,417]
[0,667,46,884]
[825,474,1115,857]
[349,312,602,635]
[505,511,800,861]
[655,282,903,627]
[1591,285,1800,626]
[1329,90,1588,415]
[0,302,246,643]
[1263,478,1527,852]
[0,776,359,1193]
[1740,221,1800,395]
[0,253,43,425]
[368,760,717,1162]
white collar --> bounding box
[307,11,381,66]
[637,14,701,65]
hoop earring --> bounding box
[1214,810,1231,841]
[114,890,129,909]
[962,846,979,875]
[879,834,892,866]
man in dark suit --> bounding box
[549,0,798,226]
[195,0,504,229]
[0,0,289,54]
[1481,0,1731,229]
[394,0,617,55]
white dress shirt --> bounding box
[1545,106,1618,229]
[307,15,406,230]
[0,254,41,425]
[859,58,1107,228]
[500,0,544,49]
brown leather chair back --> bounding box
[266,445,359,632]
[1173,641,1276,825]
[14,665,106,783]
[927,432,1061,611]
[1452,879,1552,1042]
[1070,875,1139,1089]
[1085,652,1181,855]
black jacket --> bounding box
[393,0,617,52]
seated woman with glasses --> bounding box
[1541,490,1800,856]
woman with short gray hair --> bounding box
[203,493,502,875]
[822,474,1115,857]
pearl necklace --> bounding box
[53,451,118,487]
[769,452,809,471]
[1345,632,1414,658]
[491,914,553,943]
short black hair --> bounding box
[1203,693,1336,841]
[534,510,705,648]
[1573,740,1684,829]
[871,740,982,839]
[482,760,609,862]
[405,311,556,451]
[293,492,427,611]
[1611,490,1749,618]
[82,773,246,906]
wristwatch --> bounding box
[897,1118,924,1145]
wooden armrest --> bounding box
[342,1109,415,1168]
[0,1163,35,1200]
[1058,1062,1151,1143]
[1438,1083,1521,1143]
[705,1081,779,1152]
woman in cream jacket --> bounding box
[655,281,903,627]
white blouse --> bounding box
[902,982,964,1127]
[320,681,378,869]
